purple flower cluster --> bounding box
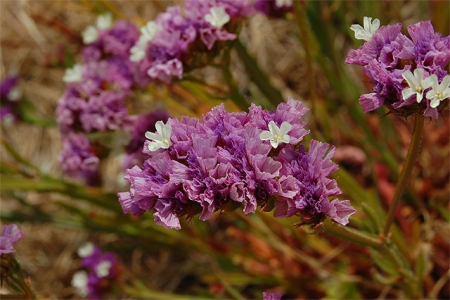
[118,98,356,230]
[346,19,450,118]
[72,243,121,299]
[0,224,24,256]
[0,75,22,125]
[130,0,254,84]
[56,16,141,182]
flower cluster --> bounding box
[346,18,450,118]
[118,98,356,230]
[0,224,24,256]
[130,0,253,84]
[56,15,143,182]
[0,75,22,125]
[71,243,121,299]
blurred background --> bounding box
[0,0,449,298]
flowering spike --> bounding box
[145,120,172,151]
[259,121,292,148]
[350,16,380,41]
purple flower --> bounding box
[118,98,355,229]
[59,132,100,185]
[263,291,282,300]
[82,19,139,62]
[0,75,22,124]
[254,0,293,17]
[273,140,355,225]
[72,243,121,299]
[346,18,449,118]
[0,224,24,255]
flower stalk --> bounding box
[383,114,424,237]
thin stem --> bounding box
[233,39,284,108]
[321,219,383,248]
[383,114,424,237]
[220,52,248,111]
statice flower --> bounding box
[346,18,449,118]
[59,133,101,186]
[72,243,121,299]
[0,75,22,124]
[254,0,293,17]
[263,291,282,300]
[130,0,253,84]
[123,110,170,168]
[0,224,24,255]
[118,98,356,230]
[82,19,139,62]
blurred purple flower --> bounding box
[263,291,282,300]
[72,243,121,299]
[254,0,293,17]
[0,224,24,255]
[0,75,22,124]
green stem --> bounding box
[232,39,284,108]
[220,53,248,111]
[321,219,382,248]
[383,114,424,237]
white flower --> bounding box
[204,7,230,28]
[350,16,380,41]
[7,87,22,101]
[96,13,113,30]
[71,271,88,297]
[424,74,450,108]
[145,121,172,151]
[259,121,292,149]
[275,0,293,8]
[77,242,94,257]
[63,64,83,83]
[129,22,159,62]
[81,25,98,44]
[141,21,159,41]
[130,39,147,62]
[95,260,112,278]
[402,68,432,103]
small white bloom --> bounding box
[424,74,450,108]
[259,121,292,149]
[71,271,88,297]
[141,21,159,41]
[275,0,293,8]
[7,87,22,101]
[204,7,230,29]
[77,242,94,257]
[63,64,83,83]
[130,39,147,62]
[129,22,159,62]
[96,13,113,30]
[145,121,172,151]
[350,16,380,41]
[402,68,432,103]
[82,25,99,44]
[95,260,112,278]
